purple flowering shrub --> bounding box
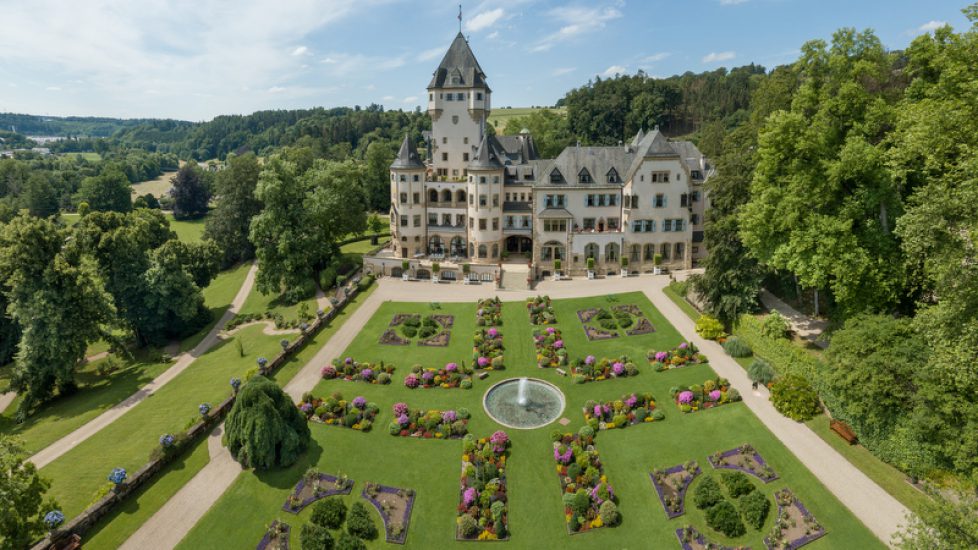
[534,327,568,368]
[325,357,395,383]
[475,297,503,326]
[388,404,469,438]
[583,393,662,429]
[571,355,638,383]
[672,378,740,412]
[552,432,618,532]
[473,327,505,370]
[648,342,705,371]
[458,433,509,539]
[404,363,473,389]
[526,295,557,325]
[297,392,378,430]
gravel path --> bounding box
[127,275,906,548]
[28,263,259,469]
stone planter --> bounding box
[653,267,662,275]
[432,275,440,284]
[553,272,562,282]
[621,269,629,277]
[587,271,595,280]
[402,273,410,281]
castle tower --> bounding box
[466,135,504,262]
[389,135,426,258]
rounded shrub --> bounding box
[761,310,791,339]
[651,409,665,421]
[695,315,726,341]
[311,497,347,529]
[347,502,377,540]
[457,514,479,538]
[720,471,756,498]
[225,375,310,469]
[692,475,723,510]
[300,523,334,550]
[336,531,365,550]
[599,500,620,526]
[706,500,746,537]
[770,374,821,421]
[723,336,753,358]
[747,359,776,386]
[738,489,771,530]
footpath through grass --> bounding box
[79,284,377,549]
[179,293,881,549]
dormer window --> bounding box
[550,168,565,184]
[607,168,620,183]
[578,168,592,184]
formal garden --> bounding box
[172,292,881,549]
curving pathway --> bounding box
[127,275,907,548]
[29,263,259,469]
[0,391,15,415]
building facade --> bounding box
[387,33,713,278]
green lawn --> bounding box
[80,284,378,549]
[340,236,390,256]
[61,152,102,162]
[236,282,319,331]
[60,211,206,243]
[179,262,252,352]
[179,294,881,549]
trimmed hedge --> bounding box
[734,315,823,383]
[705,500,745,538]
[738,490,770,530]
[693,475,723,510]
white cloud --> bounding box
[551,67,575,76]
[702,51,736,63]
[531,4,623,52]
[291,45,309,56]
[402,96,419,104]
[417,46,445,62]
[640,52,670,63]
[382,95,395,101]
[45,86,61,91]
[465,8,505,32]
[720,0,748,5]
[268,86,286,93]
[602,65,626,77]
[917,20,947,33]
[487,31,499,40]
[319,52,405,77]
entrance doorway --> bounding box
[505,236,532,256]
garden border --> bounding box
[256,520,291,550]
[361,483,416,544]
[649,463,701,519]
[708,445,780,483]
[281,473,354,514]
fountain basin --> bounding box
[483,377,566,430]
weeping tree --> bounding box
[224,375,310,469]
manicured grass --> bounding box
[79,284,378,548]
[340,236,390,256]
[167,215,206,243]
[179,294,881,549]
[664,281,702,319]
[39,325,282,518]
[130,171,175,198]
[61,152,102,162]
[236,283,318,331]
[179,262,252,352]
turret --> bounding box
[389,135,427,258]
[465,135,504,262]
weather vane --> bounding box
[458,4,462,33]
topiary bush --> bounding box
[747,358,776,386]
[738,490,770,530]
[311,497,347,529]
[761,310,791,339]
[457,513,479,538]
[301,523,334,550]
[720,471,756,498]
[598,500,620,526]
[225,375,310,469]
[706,500,746,537]
[723,336,753,358]
[695,315,726,341]
[770,374,822,421]
[336,531,365,550]
[346,502,377,540]
[693,475,723,509]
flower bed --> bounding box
[457,432,510,541]
[672,378,741,413]
[582,392,664,430]
[404,362,473,389]
[282,470,354,513]
[650,462,701,518]
[382,313,453,347]
[257,520,291,550]
[552,431,619,533]
[648,342,706,371]
[362,482,416,544]
[569,355,639,384]
[534,327,569,368]
[527,295,557,325]
[578,305,653,340]
[475,297,503,326]
[322,357,395,384]
[388,402,470,439]
[298,392,378,431]
[764,489,826,549]
[708,444,779,483]
[472,327,505,371]
[675,525,741,550]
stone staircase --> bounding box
[499,264,530,291]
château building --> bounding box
[376,32,713,281]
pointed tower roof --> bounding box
[390,135,424,170]
[468,134,503,170]
[644,129,679,157]
[428,33,489,90]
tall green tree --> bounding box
[23,174,59,218]
[502,110,574,158]
[170,163,210,220]
[895,488,978,549]
[363,141,393,212]
[78,169,132,213]
[204,153,262,267]
[0,436,59,549]
[0,215,116,417]
[224,375,310,469]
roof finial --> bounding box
[458,4,462,33]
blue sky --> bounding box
[0,0,972,121]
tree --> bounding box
[0,436,59,549]
[0,215,116,417]
[366,213,385,245]
[204,153,262,267]
[502,109,574,158]
[137,240,217,345]
[895,487,978,549]
[0,293,19,366]
[363,141,393,212]
[23,174,59,218]
[224,375,310,469]
[78,169,132,213]
[170,163,210,220]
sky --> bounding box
[0,0,973,121]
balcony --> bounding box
[502,201,532,212]
[426,201,467,209]
[426,223,466,232]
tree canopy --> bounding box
[224,375,310,469]
[0,436,59,549]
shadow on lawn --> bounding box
[253,437,326,491]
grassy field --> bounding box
[664,283,929,515]
[487,106,565,132]
[179,293,881,549]
[60,152,102,162]
[131,170,176,198]
[60,211,206,243]
[80,284,378,549]
[340,236,390,256]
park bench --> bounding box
[830,419,857,445]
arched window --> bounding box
[456,189,466,203]
[584,243,599,259]
[491,244,499,258]
[478,245,488,258]
[450,237,465,257]
[630,244,641,262]
[428,236,443,255]
[441,189,451,202]
[541,241,565,262]
[605,243,619,262]
[674,242,685,260]
[428,189,438,203]
[468,243,474,257]
[660,243,671,260]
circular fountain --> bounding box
[483,377,566,430]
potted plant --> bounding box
[462,263,471,284]
[553,259,562,281]
[653,253,663,275]
[401,260,410,281]
[621,256,629,277]
[586,257,596,280]
[432,262,441,284]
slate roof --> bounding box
[428,33,489,91]
[390,135,424,169]
[468,134,503,170]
